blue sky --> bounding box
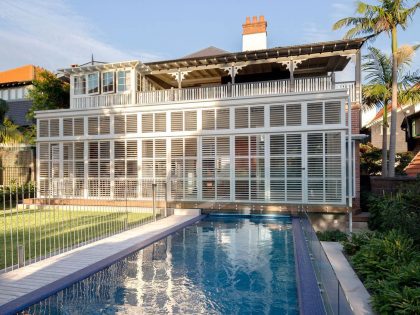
[1,0,419,72]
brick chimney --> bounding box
[242,16,267,51]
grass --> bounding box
[0,207,153,270]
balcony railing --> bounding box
[70,76,356,109]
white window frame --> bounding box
[87,72,100,95]
[117,70,131,93]
[74,75,86,95]
[102,71,115,94]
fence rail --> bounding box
[298,210,353,315]
[1,171,169,274]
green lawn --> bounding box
[0,208,153,270]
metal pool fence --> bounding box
[298,210,353,315]
[1,167,169,273]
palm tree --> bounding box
[363,46,420,176]
[333,0,419,177]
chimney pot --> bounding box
[245,16,251,24]
[259,15,265,22]
[252,16,258,23]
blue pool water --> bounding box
[22,216,298,314]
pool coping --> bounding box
[292,217,326,315]
[0,214,205,315]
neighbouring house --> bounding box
[0,65,43,126]
[364,103,420,154]
[35,16,365,213]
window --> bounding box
[74,76,86,95]
[117,70,131,92]
[87,73,99,94]
[102,72,114,93]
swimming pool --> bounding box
[22,216,298,314]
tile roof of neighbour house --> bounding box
[365,103,414,128]
[0,65,43,84]
[404,151,420,177]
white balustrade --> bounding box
[71,77,357,109]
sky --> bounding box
[1,0,419,74]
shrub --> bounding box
[342,231,375,256]
[316,229,348,242]
[347,231,420,314]
[367,181,420,245]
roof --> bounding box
[0,65,42,84]
[60,60,147,75]
[366,103,415,127]
[144,37,367,71]
[183,46,230,58]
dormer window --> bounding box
[87,72,99,94]
[102,72,115,93]
[117,70,131,92]
[74,76,86,95]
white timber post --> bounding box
[130,67,136,104]
[69,74,74,108]
[355,50,362,105]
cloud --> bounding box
[0,0,162,71]
[302,23,334,43]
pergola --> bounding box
[143,38,366,89]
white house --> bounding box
[36,17,364,213]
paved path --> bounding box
[0,212,203,315]
[321,242,373,315]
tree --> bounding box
[26,70,69,121]
[0,118,25,144]
[362,45,420,175]
[333,0,420,177]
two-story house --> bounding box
[36,16,365,213]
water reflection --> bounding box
[22,217,298,315]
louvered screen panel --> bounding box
[285,134,302,202]
[171,112,183,132]
[154,160,166,177]
[88,142,99,159]
[63,119,73,136]
[74,118,84,136]
[126,140,137,158]
[155,113,166,132]
[63,143,73,160]
[100,161,110,177]
[325,101,341,124]
[39,120,49,137]
[235,180,249,200]
[142,161,153,177]
[270,105,285,127]
[202,159,215,178]
[88,180,99,197]
[114,115,125,134]
[39,143,49,160]
[155,139,166,158]
[142,114,153,133]
[74,142,84,159]
[171,180,184,199]
[325,180,341,202]
[235,107,248,129]
[88,117,99,135]
[49,119,60,137]
[285,104,301,126]
[251,180,265,200]
[250,106,264,128]
[202,137,215,156]
[99,116,110,135]
[307,103,323,125]
[270,134,285,201]
[99,180,111,197]
[100,141,110,159]
[216,180,230,200]
[202,109,215,130]
[184,111,197,131]
[126,115,137,133]
[216,108,230,129]
[171,139,183,158]
[184,138,197,157]
[142,140,153,158]
[202,180,215,199]
[126,160,138,177]
[325,132,341,154]
[171,159,183,178]
[114,141,125,159]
